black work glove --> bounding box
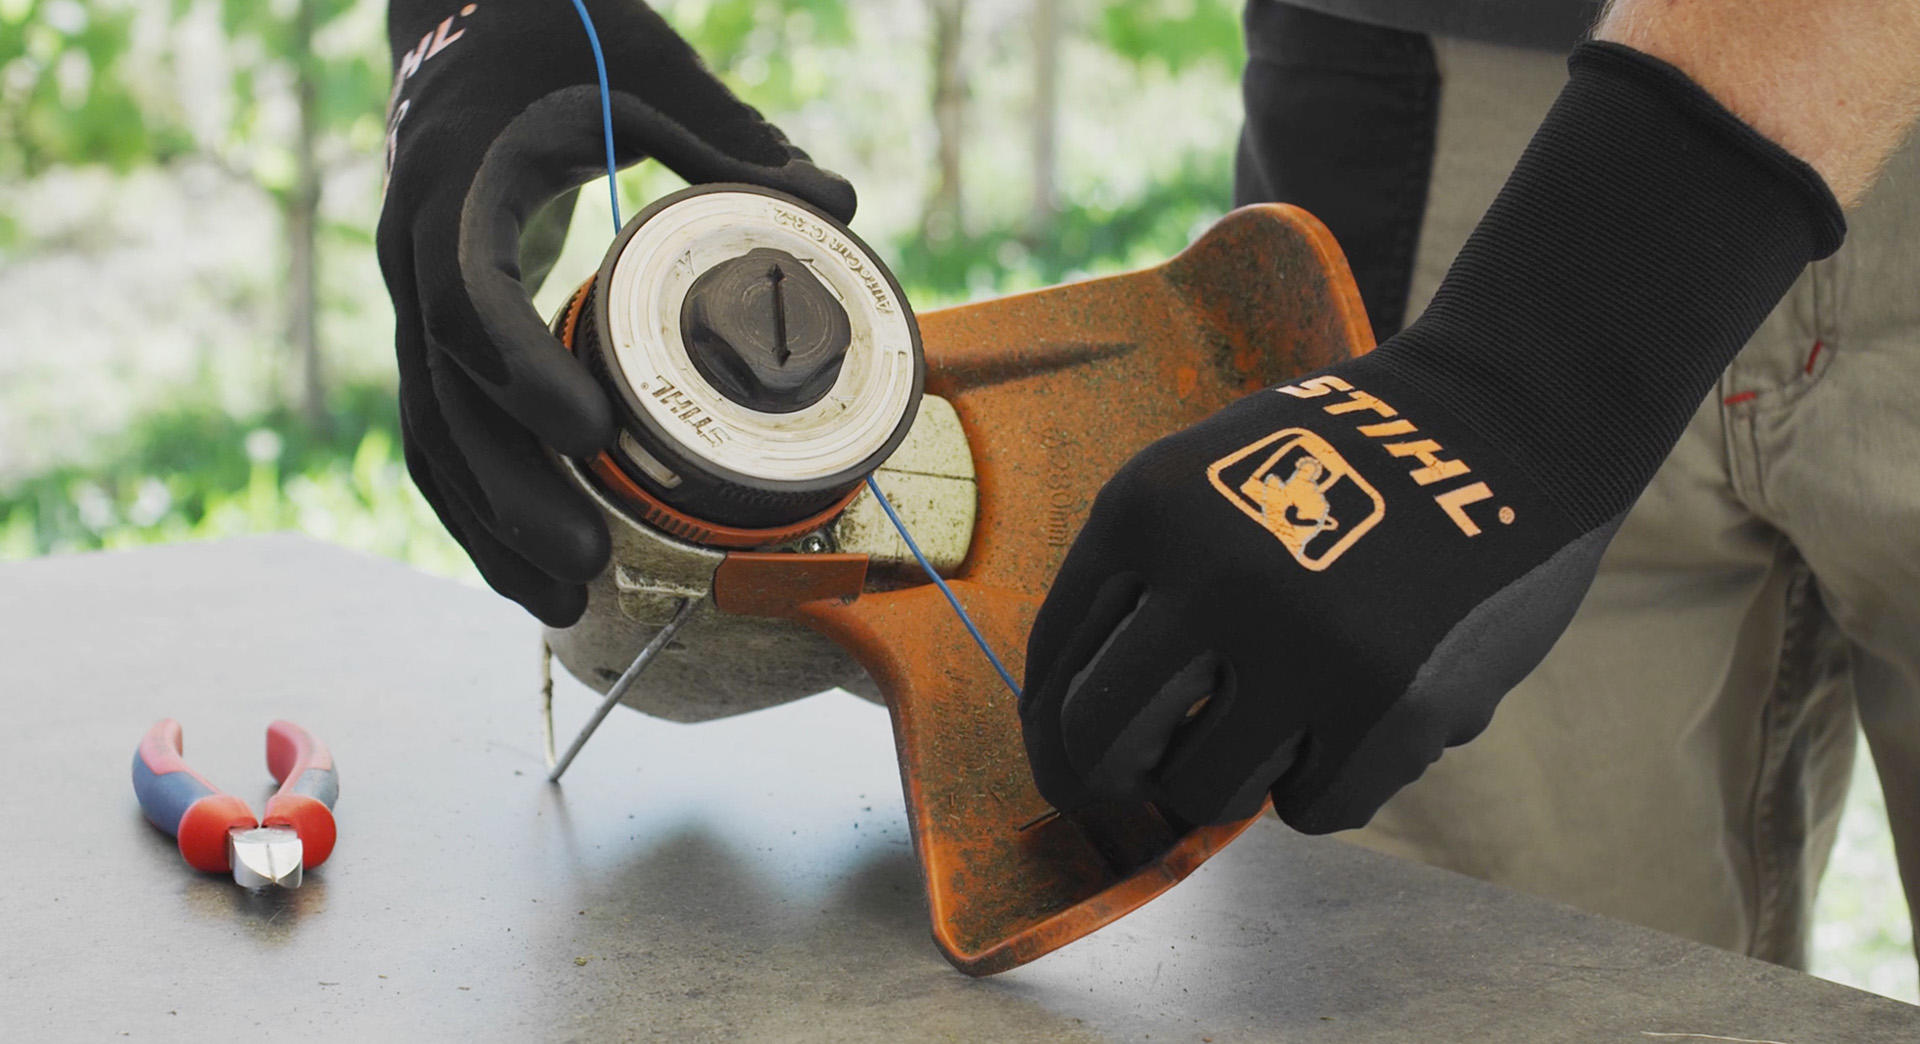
[1020,42,1845,833]
[378,0,855,626]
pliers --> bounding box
[132,719,339,889]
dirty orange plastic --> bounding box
[579,203,1374,976]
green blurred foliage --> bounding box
[653,0,1242,302]
[670,0,853,110]
[187,0,388,202]
[892,153,1231,301]
[0,0,195,179]
[1098,0,1244,75]
[0,381,473,578]
[0,0,388,202]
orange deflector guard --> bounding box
[577,203,1374,975]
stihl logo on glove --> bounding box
[1207,430,1384,570]
[1208,374,1513,551]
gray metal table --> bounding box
[3,536,1914,1042]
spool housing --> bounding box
[565,185,925,538]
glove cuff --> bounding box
[1371,40,1846,534]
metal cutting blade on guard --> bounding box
[228,826,303,889]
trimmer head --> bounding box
[571,184,924,533]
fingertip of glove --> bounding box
[821,179,857,225]
[1028,766,1094,818]
[541,511,613,586]
[1272,786,1372,836]
[794,167,857,225]
[523,582,591,629]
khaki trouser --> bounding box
[1344,35,1920,974]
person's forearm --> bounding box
[1597,0,1920,208]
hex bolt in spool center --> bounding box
[682,248,853,414]
[566,185,924,535]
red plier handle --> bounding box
[262,720,338,867]
[131,720,339,873]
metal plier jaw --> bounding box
[132,720,338,889]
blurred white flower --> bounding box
[128,477,173,527]
[42,0,87,35]
[244,428,284,465]
[73,482,114,531]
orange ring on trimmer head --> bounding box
[558,278,864,551]
[558,276,595,349]
[586,454,864,549]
